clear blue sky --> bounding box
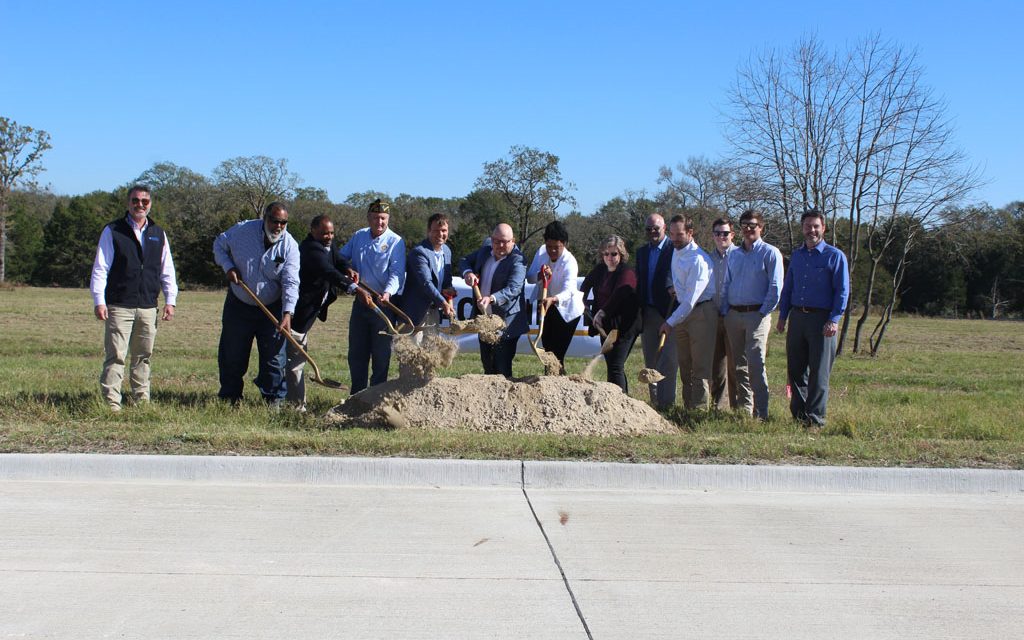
[3,0,1020,213]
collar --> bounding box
[741,237,764,253]
[125,213,148,232]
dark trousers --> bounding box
[603,329,639,392]
[539,307,581,371]
[786,309,837,425]
[480,336,519,378]
[348,302,394,394]
[218,292,287,403]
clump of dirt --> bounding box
[582,353,603,380]
[638,368,665,384]
[393,333,459,380]
[324,374,676,436]
[446,315,507,344]
[533,347,562,375]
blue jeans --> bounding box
[786,308,837,425]
[218,292,287,403]
[348,302,394,394]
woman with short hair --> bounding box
[580,235,641,391]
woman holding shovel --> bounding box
[580,235,641,392]
[526,221,584,374]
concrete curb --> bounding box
[1,453,1022,494]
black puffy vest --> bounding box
[104,216,165,308]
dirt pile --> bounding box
[325,374,676,436]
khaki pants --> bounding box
[711,315,737,411]
[101,306,158,408]
[674,301,718,410]
[285,329,310,408]
[725,310,772,418]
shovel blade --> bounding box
[600,329,619,354]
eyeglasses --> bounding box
[713,231,732,237]
[131,197,151,206]
[741,223,760,230]
[267,218,288,226]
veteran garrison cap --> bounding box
[368,198,390,214]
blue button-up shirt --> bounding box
[778,240,849,324]
[645,236,669,306]
[339,226,406,296]
[720,238,784,316]
[213,219,300,313]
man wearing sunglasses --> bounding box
[709,218,738,411]
[213,202,300,406]
[90,185,178,412]
[720,209,784,420]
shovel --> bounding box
[531,271,552,355]
[235,281,346,390]
[364,298,405,336]
[472,283,491,317]
[583,308,619,355]
[356,282,415,334]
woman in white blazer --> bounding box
[526,220,584,373]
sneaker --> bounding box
[108,403,122,413]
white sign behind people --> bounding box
[443,277,601,357]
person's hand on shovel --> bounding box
[355,288,373,308]
[278,312,292,335]
[442,290,457,319]
[226,268,242,285]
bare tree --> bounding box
[725,34,980,354]
[0,117,52,283]
[474,145,577,245]
[213,155,301,219]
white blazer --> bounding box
[526,245,585,322]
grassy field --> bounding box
[1,286,1022,468]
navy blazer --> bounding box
[402,239,453,326]
[292,234,353,334]
[635,237,676,319]
[457,242,528,340]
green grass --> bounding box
[1,286,1022,468]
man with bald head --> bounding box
[636,213,677,409]
[459,223,528,377]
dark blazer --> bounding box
[292,234,353,334]
[458,242,528,340]
[402,239,453,326]
[635,236,675,318]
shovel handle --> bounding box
[235,281,337,388]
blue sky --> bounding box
[3,0,1020,213]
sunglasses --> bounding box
[131,197,151,206]
[602,251,621,257]
[741,223,760,230]
[645,226,662,232]
[713,231,732,237]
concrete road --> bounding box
[1,455,1022,639]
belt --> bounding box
[694,299,712,307]
[730,304,760,313]
[794,306,829,313]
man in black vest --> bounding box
[90,185,178,412]
[286,215,358,411]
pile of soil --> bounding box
[324,374,676,435]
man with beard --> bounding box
[659,215,717,411]
[213,202,300,406]
[776,208,850,428]
[339,199,406,393]
[286,215,358,411]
